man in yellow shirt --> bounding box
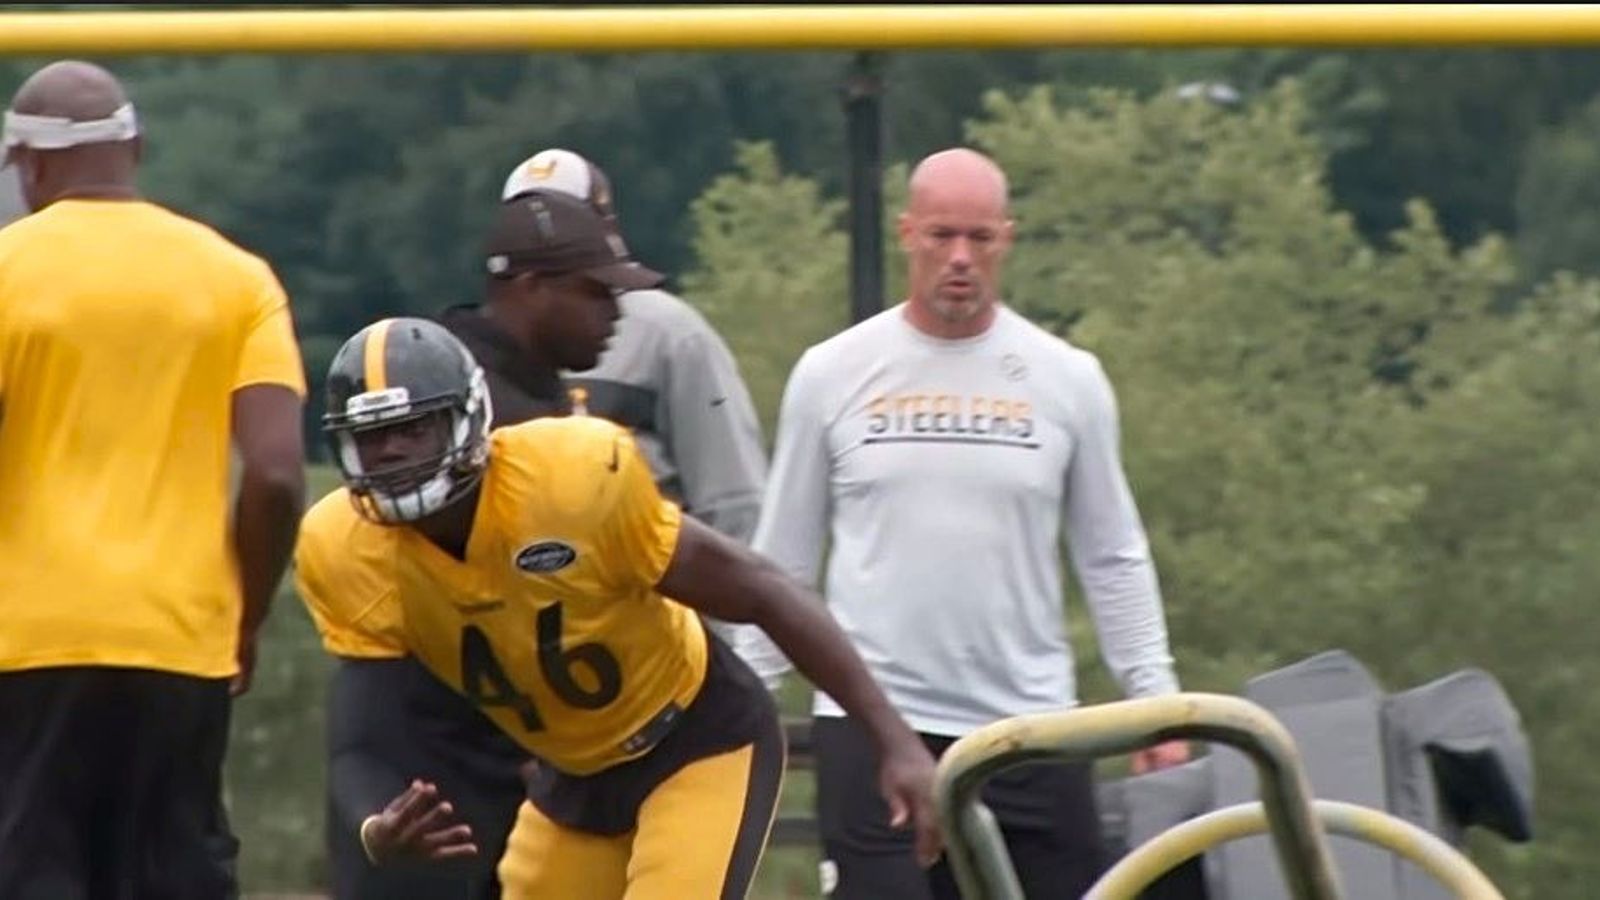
[297,290,939,895]
[0,61,306,899]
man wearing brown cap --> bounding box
[499,149,769,557]
[306,189,670,899]
[438,185,664,425]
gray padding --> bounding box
[1124,759,1215,850]
[1099,758,1215,857]
[1095,652,1532,900]
[1098,760,1215,900]
[1208,650,1399,900]
[1385,668,1535,843]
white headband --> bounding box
[2,102,138,150]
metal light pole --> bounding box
[843,50,885,324]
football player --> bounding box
[296,313,941,898]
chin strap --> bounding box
[3,103,138,150]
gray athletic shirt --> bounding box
[566,289,767,543]
[740,303,1179,735]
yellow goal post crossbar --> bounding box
[5,6,1600,55]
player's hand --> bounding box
[1131,739,1191,775]
[361,780,478,865]
[878,739,943,867]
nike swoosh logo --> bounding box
[710,397,727,407]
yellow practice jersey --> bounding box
[296,416,707,775]
[0,199,305,676]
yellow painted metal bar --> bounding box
[4,6,1600,55]
[1087,799,1505,900]
[934,693,1342,900]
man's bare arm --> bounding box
[657,517,942,865]
[230,383,305,694]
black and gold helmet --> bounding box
[323,317,493,524]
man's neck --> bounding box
[41,160,140,204]
[413,486,481,562]
[902,299,999,340]
[40,181,139,206]
[480,302,555,370]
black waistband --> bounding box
[524,623,778,835]
[616,698,685,758]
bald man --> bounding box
[0,61,305,899]
[744,148,1187,898]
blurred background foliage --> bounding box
[6,39,1600,899]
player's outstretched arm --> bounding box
[327,658,418,831]
[658,517,943,867]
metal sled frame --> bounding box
[933,693,1503,899]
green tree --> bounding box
[1513,97,1600,286]
[681,141,848,434]
[8,46,1599,896]
[685,81,1595,898]
[1205,50,1600,247]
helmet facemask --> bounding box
[325,368,493,525]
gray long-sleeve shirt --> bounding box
[566,288,767,544]
[741,304,1179,735]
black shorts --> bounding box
[814,715,1107,900]
[0,666,238,900]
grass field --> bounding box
[225,468,827,898]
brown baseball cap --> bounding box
[484,189,663,291]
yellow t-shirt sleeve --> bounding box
[294,562,407,659]
[294,499,407,659]
[598,430,684,592]
[235,271,307,396]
